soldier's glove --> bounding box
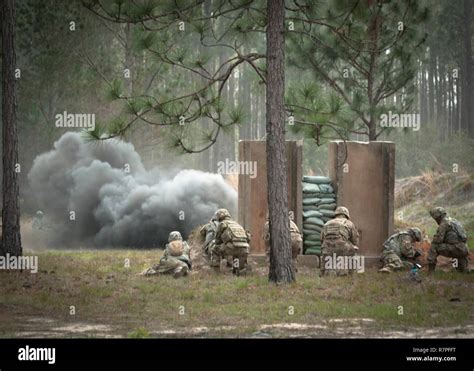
[414,249,422,258]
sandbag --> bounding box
[302,183,320,193]
[306,192,336,199]
[302,176,331,184]
[303,205,319,211]
[304,217,325,227]
[321,216,333,223]
[303,228,322,235]
[303,210,323,218]
[319,209,336,217]
[304,234,321,242]
[318,203,337,210]
[304,247,322,255]
[303,198,321,205]
[318,184,334,193]
[304,240,321,247]
[318,198,336,205]
[303,225,323,234]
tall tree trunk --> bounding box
[420,62,428,126]
[455,74,461,132]
[428,46,435,125]
[266,0,294,283]
[462,0,473,137]
[1,0,22,256]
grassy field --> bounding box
[0,249,473,338]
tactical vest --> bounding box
[222,220,248,245]
[324,219,350,241]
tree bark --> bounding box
[1,0,22,256]
[266,0,294,283]
[428,45,435,125]
[462,0,473,137]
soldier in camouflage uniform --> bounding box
[263,211,303,271]
[320,206,359,276]
[428,207,469,273]
[379,228,423,273]
[212,208,250,275]
[32,210,44,230]
[143,231,191,278]
[200,212,219,256]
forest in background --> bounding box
[1,0,473,213]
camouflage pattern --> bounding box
[215,208,231,221]
[200,216,218,255]
[379,230,421,273]
[334,206,350,219]
[212,214,250,275]
[263,218,302,271]
[428,211,469,272]
[429,207,447,221]
[320,213,359,276]
[144,232,191,278]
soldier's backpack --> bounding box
[168,240,184,256]
[223,220,249,246]
[449,219,468,243]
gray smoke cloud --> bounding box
[28,132,237,248]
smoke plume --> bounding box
[28,132,237,248]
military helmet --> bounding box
[215,208,231,221]
[168,231,183,242]
[36,210,44,219]
[429,207,446,220]
[408,227,422,242]
[335,206,350,219]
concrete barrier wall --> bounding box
[238,140,303,254]
[328,141,395,265]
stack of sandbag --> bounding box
[302,175,336,255]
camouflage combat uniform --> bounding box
[200,216,218,256]
[428,207,469,273]
[379,228,422,273]
[145,231,191,278]
[212,209,250,275]
[263,215,302,271]
[320,206,359,276]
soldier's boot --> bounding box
[457,258,470,273]
[292,259,298,273]
[173,266,188,279]
[378,267,392,274]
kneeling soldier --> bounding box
[212,209,250,275]
[428,207,469,273]
[379,227,422,273]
